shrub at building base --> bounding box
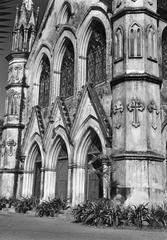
[0,197,69,216]
[35,198,69,217]
[72,199,167,229]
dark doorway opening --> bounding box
[33,149,42,200]
[86,132,103,201]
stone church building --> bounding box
[0,0,167,206]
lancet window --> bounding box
[87,23,106,84]
[39,55,50,108]
[115,27,123,60]
[60,42,74,99]
[19,25,24,51]
[7,94,19,116]
[147,25,157,60]
[129,23,142,57]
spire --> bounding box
[11,0,39,53]
[14,5,19,29]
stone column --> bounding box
[43,169,56,200]
[111,1,164,205]
[67,164,73,204]
[72,165,86,206]
[102,158,110,199]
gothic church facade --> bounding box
[0,0,167,206]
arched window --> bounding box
[147,25,156,60]
[162,28,167,80]
[8,94,19,116]
[27,26,34,52]
[19,25,24,51]
[87,23,106,84]
[60,41,74,99]
[115,27,123,61]
[129,23,142,58]
[39,55,50,108]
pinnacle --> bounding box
[23,0,33,11]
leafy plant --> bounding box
[72,199,167,229]
[35,198,69,217]
[14,197,36,214]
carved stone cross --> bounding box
[14,65,22,82]
[147,101,159,130]
[7,139,16,156]
[112,101,124,129]
[127,98,145,128]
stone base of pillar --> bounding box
[0,172,15,198]
[112,151,165,205]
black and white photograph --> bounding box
[0,0,167,239]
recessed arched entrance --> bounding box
[86,131,103,201]
[33,147,42,200]
[55,141,68,199]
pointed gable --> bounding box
[48,97,71,134]
[22,106,45,151]
[72,84,112,146]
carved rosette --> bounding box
[112,100,124,129]
[127,98,145,128]
[147,100,159,130]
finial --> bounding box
[23,0,33,11]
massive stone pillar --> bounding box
[111,0,164,204]
[0,0,38,198]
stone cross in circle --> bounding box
[127,98,145,128]
[147,101,159,130]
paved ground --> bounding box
[0,213,167,240]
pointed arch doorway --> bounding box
[33,147,42,200]
[86,132,103,201]
[55,142,68,199]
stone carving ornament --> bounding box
[8,66,14,82]
[127,98,145,128]
[7,139,17,156]
[147,101,159,130]
[1,139,16,157]
[14,65,22,82]
[112,101,124,129]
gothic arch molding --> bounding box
[73,116,107,166]
[72,116,107,204]
[24,133,44,171]
[29,46,51,106]
[45,125,72,169]
[57,1,74,25]
[22,134,44,198]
